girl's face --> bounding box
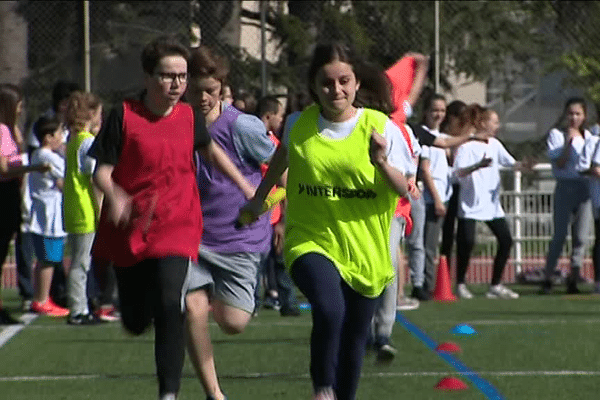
[187,76,222,116]
[425,99,446,130]
[482,111,500,137]
[312,60,359,122]
[566,103,585,129]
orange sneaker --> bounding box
[30,299,70,317]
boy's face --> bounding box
[47,127,63,151]
[145,55,188,109]
[266,104,285,134]
[187,76,222,116]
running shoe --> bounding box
[30,299,70,317]
[486,284,519,299]
[457,283,474,299]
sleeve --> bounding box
[87,105,124,165]
[495,139,516,167]
[281,111,302,150]
[421,144,431,160]
[586,136,600,169]
[78,137,96,175]
[43,151,65,180]
[385,56,416,125]
[385,119,413,175]
[546,128,565,160]
[193,107,212,149]
[232,114,275,164]
[410,123,436,147]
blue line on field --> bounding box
[396,312,505,400]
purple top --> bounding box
[196,105,272,253]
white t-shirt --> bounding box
[283,109,416,175]
[420,126,452,204]
[547,128,591,180]
[454,137,515,221]
[28,147,66,237]
[580,135,600,216]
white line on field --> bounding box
[0,313,38,348]
[3,370,600,383]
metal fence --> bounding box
[2,0,599,286]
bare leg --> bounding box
[185,289,226,400]
[34,262,54,303]
[211,299,252,335]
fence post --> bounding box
[514,168,522,274]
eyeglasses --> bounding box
[155,72,188,84]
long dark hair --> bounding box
[0,83,22,130]
[439,100,466,134]
[307,42,393,115]
[553,97,587,135]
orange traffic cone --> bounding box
[432,255,457,302]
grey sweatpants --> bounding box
[544,179,592,278]
[67,232,95,315]
[371,216,404,342]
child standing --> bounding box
[63,91,103,325]
[453,105,521,300]
[28,116,70,317]
[542,97,592,294]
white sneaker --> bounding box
[457,283,474,299]
[159,393,176,400]
[486,284,519,299]
[396,297,420,311]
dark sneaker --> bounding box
[280,307,301,317]
[539,280,552,295]
[206,396,228,400]
[263,296,281,311]
[566,281,580,294]
[67,313,101,326]
[411,286,430,301]
[376,343,397,363]
[0,308,20,325]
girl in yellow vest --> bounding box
[63,91,104,325]
[241,42,413,400]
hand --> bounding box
[478,156,492,169]
[272,220,285,256]
[242,184,257,201]
[408,181,421,200]
[518,156,536,173]
[369,129,388,167]
[237,196,264,227]
[434,200,446,217]
[107,186,132,228]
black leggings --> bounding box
[456,218,513,285]
[114,257,188,396]
[291,253,378,400]
[440,184,459,258]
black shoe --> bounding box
[67,313,101,326]
[411,286,430,301]
[0,308,20,325]
[539,280,552,295]
[263,296,281,311]
[566,281,581,294]
[206,396,228,400]
[280,307,301,317]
